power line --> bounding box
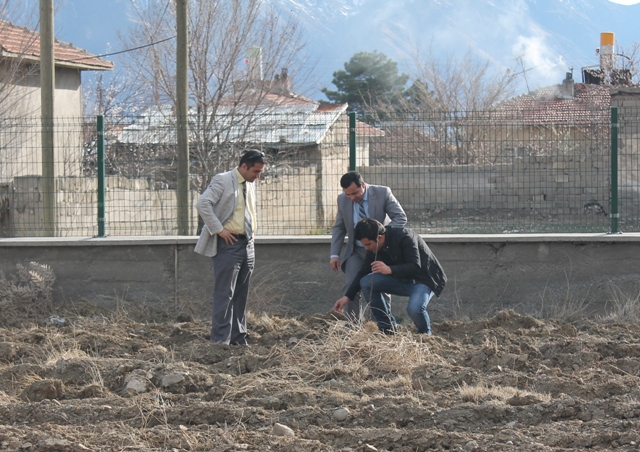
[71,35,176,62]
[73,0,174,62]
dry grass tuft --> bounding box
[0,390,17,404]
[248,312,304,333]
[602,284,640,323]
[274,321,445,383]
[0,262,55,327]
[39,327,90,365]
[536,272,596,321]
[459,381,551,404]
[247,262,290,313]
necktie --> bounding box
[358,201,367,220]
[243,182,253,239]
[355,201,367,247]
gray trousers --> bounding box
[210,237,254,344]
[343,246,390,323]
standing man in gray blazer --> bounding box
[195,150,265,345]
[330,171,407,322]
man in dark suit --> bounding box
[195,150,265,345]
[333,218,447,335]
[330,171,406,322]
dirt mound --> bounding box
[1,310,639,451]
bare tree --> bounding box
[115,0,309,191]
[410,46,519,112]
[615,42,640,85]
[82,70,147,118]
[81,70,149,180]
[364,46,522,166]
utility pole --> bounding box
[40,0,55,236]
[176,0,190,235]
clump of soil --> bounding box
[1,310,639,451]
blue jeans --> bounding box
[359,273,434,334]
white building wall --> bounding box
[0,66,84,183]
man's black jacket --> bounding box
[345,227,447,300]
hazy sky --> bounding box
[17,0,640,100]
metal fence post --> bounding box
[610,107,619,234]
[97,115,106,237]
[348,112,356,171]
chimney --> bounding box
[271,68,292,96]
[558,71,574,99]
[600,32,614,74]
[247,46,263,81]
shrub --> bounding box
[0,262,55,327]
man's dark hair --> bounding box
[340,171,364,189]
[239,150,265,168]
[354,218,385,242]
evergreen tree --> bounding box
[321,51,409,114]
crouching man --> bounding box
[333,218,446,335]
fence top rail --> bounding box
[2,233,640,247]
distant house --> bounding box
[0,20,113,182]
[114,69,359,234]
[119,96,349,156]
[489,73,611,157]
[0,20,113,117]
[116,89,350,185]
[118,69,378,167]
[368,122,451,166]
[355,120,385,166]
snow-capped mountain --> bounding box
[51,0,639,102]
[269,0,640,99]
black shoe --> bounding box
[230,335,248,345]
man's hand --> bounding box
[371,261,392,275]
[333,296,350,314]
[330,257,340,271]
[218,229,238,245]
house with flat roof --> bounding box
[108,68,360,234]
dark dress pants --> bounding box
[210,237,254,344]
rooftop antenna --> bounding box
[516,56,531,93]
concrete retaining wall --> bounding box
[1,234,639,322]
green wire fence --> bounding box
[1,106,637,238]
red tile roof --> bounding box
[220,89,349,115]
[261,92,321,107]
[356,121,385,136]
[491,83,610,124]
[316,102,347,112]
[0,20,113,71]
